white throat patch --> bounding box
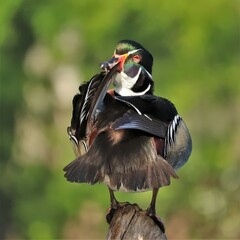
[114,68,151,96]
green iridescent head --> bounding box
[115,40,153,74]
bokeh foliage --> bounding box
[1,0,240,239]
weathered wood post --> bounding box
[106,203,167,240]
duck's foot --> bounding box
[146,210,165,233]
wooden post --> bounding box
[106,203,167,240]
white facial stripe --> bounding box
[114,49,141,58]
[128,49,141,55]
[144,68,152,79]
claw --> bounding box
[147,209,165,233]
[106,207,116,224]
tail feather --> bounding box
[64,154,178,192]
[106,157,177,192]
[153,157,178,187]
[63,156,103,184]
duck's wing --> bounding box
[67,63,120,156]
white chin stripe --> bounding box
[115,83,151,96]
[114,68,151,96]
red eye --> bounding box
[133,55,141,62]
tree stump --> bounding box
[106,203,167,240]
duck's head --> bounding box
[101,40,154,96]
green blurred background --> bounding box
[1,0,240,239]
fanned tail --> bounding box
[63,152,178,192]
[63,154,104,185]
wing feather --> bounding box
[112,110,167,139]
[86,63,120,135]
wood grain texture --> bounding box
[106,204,167,240]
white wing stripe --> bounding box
[114,97,142,115]
[167,115,182,146]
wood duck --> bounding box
[64,40,192,232]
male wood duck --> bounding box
[64,40,192,232]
